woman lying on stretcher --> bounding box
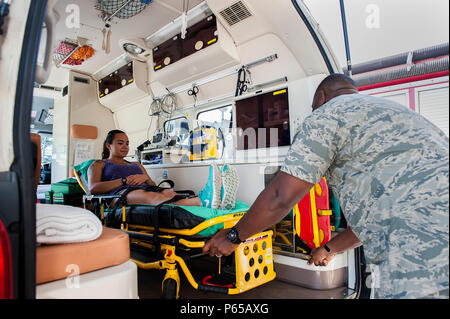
[88,130,239,209]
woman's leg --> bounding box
[126,189,170,205]
[126,189,202,206]
[161,189,202,206]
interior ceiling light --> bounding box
[123,43,145,55]
[119,38,150,61]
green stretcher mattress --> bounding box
[105,201,250,237]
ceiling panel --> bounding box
[50,0,204,77]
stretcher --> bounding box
[73,160,276,299]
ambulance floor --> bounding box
[136,256,349,299]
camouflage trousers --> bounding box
[421,289,449,299]
[367,263,448,299]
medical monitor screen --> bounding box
[235,88,291,150]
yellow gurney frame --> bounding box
[120,211,276,299]
[74,166,275,298]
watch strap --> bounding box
[323,243,331,253]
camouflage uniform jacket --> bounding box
[281,93,449,298]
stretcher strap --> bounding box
[151,194,192,253]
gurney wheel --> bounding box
[162,278,178,299]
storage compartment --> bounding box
[274,252,348,290]
[36,260,138,299]
[149,14,239,91]
[98,62,134,98]
[153,15,219,72]
[97,61,149,112]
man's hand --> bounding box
[308,247,335,266]
[202,229,239,257]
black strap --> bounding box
[158,179,175,188]
[151,194,191,253]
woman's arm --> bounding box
[87,160,123,194]
[136,162,156,186]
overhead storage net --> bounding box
[95,0,150,20]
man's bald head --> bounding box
[312,73,359,111]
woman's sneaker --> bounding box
[220,165,239,210]
[199,165,222,209]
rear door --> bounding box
[0,0,48,299]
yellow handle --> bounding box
[318,210,332,216]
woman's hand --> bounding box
[126,174,150,185]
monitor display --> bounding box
[235,88,290,150]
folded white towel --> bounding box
[36,204,102,244]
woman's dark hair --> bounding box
[102,129,125,159]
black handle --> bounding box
[197,283,230,295]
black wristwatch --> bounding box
[121,177,127,186]
[226,227,243,245]
[323,243,331,253]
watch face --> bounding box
[227,228,240,244]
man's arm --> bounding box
[203,171,313,257]
[236,171,313,240]
[308,227,362,266]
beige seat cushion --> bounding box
[36,227,129,284]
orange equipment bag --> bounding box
[293,177,332,252]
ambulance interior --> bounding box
[32,0,365,299]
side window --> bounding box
[197,105,233,130]
[38,133,53,184]
[39,133,53,165]
[197,105,233,159]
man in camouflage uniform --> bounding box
[203,74,449,299]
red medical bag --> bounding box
[293,178,332,252]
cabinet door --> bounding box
[153,35,183,71]
[182,15,218,57]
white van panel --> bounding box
[0,0,31,171]
[67,72,116,170]
[377,91,410,109]
[417,85,449,137]
[51,96,70,183]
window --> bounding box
[197,105,233,160]
[163,117,189,142]
[197,105,233,127]
[39,133,53,164]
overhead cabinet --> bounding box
[98,62,135,98]
[149,13,239,91]
[152,15,218,72]
[97,61,149,112]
